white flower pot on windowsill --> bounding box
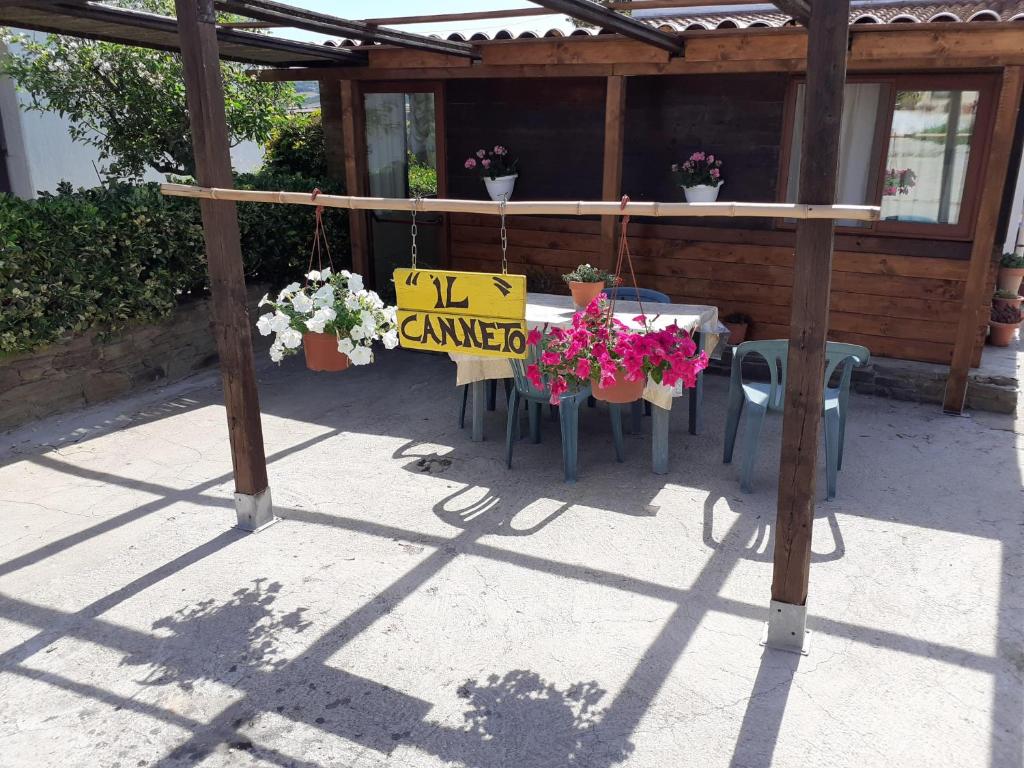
[484,174,518,202]
[682,182,723,203]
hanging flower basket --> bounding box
[465,144,519,201]
[303,332,351,372]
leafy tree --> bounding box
[262,109,328,179]
[0,0,298,179]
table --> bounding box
[451,293,721,474]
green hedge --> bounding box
[0,172,349,355]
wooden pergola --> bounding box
[4,0,1015,652]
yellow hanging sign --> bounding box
[393,268,528,359]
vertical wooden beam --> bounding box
[318,80,346,184]
[943,67,1024,414]
[175,0,271,530]
[601,75,627,270]
[339,78,370,282]
[768,0,849,649]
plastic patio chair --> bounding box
[602,286,672,304]
[458,380,511,429]
[722,339,870,500]
[506,348,625,483]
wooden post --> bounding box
[601,75,627,269]
[339,79,371,283]
[318,80,346,184]
[943,67,1024,414]
[175,0,272,530]
[767,0,849,652]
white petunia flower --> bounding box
[382,329,399,349]
[269,312,291,333]
[258,293,272,307]
[277,282,301,302]
[306,269,322,282]
[348,345,373,366]
[256,313,275,336]
[269,342,285,363]
[347,273,364,293]
[305,307,336,334]
[279,328,303,349]
[344,293,361,311]
[320,267,332,280]
[313,283,335,307]
[337,337,355,355]
[292,292,314,315]
[349,323,365,341]
[365,290,384,309]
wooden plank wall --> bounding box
[448,214,990,366]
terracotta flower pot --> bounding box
[303,332,350,372]
[988,320,1020,347]
[723,321,749,345]
[993,295,1023,312]
[997,266,1024,295]
[593,371,646,403]
[568,281,605,309]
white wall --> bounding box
[1,33,262,198]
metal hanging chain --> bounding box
[410,194,420,270]
[499,199,509,275]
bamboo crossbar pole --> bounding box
[159,183,880,221]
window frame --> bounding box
[776,73,999,241]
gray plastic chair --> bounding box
[506,347,624,483]
[722,339,870,500]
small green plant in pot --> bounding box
[998,252,1024,294]
[989,302,1022,347]
[562,263,619,308]
[722,312,752,345]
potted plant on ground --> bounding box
[464,145,519,201]
[993,288,1023,312]
[989,303,1022,347]
[562,263,618,308]
[997,252,1024,294]
[722,312,752,345]
[256,268,399,371]
[672,151,724,203]
[527,297,709,404]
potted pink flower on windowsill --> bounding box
[672,151,724,203]
[464,144,519,201]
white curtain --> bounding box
[364,93,407,198]
[787,83,884,226]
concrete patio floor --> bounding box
[1,348,1021,768]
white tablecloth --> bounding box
[451,293,720,409]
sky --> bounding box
[265,1,577,43]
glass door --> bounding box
[363,85,444,302]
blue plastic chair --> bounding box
[722,339,870,500]
[506,348,625,483]
[458,380,511,429]
[602,286,672,304]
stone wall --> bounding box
[0,286,267,431]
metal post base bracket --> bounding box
[234,487,278,532]
[762,599,811,655]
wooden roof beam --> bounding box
[214,0,480,59]
[529,0,684,55]
[772,0,811,26]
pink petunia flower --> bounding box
[494,145,506,155]
[465,158,477,169]
[476,149,486,159]
[527,328,542,347]
[575,357,591,380]
[710,168,720,179]
[482,158,491,169]
[541,351,561,366]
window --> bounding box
[364,91,438,200]
[880,89,979,226]
[781,76,994,238]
